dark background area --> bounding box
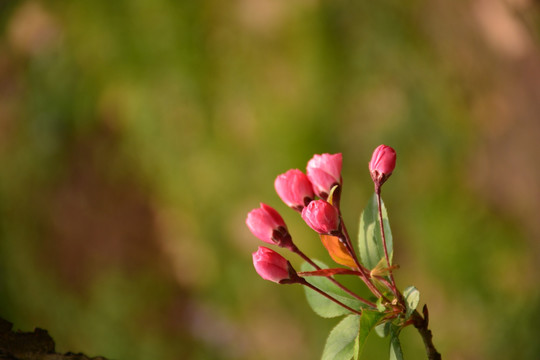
[1,0,540,359]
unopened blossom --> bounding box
[252,246,292,283]
[301,200,340,235]
[306,153,342,199]
[274,169,314,211]
[369,145,396,189]
[246,203,293,249]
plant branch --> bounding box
[412,305,442,360]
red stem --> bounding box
[298,269,363,276]
[292,246,376,308]
[375,188,399,299]
[332,185,389,302]
[300,280,362,315]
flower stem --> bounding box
[375,188,399,299]
[332,186,365,272]
[299,279,362,315]
[336,226,389,302]
[328,184,387,302]
[373,275,397,296]
[292,246,376,308]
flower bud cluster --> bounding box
[242,145,440,360]
[246,146,396,283]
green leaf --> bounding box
[301,260,365,318]
[358,193,393,270]
[389,329,404,360]
[403,286,420,318]
[353,336,360,360]
[375,297,386,312]
[356,310,387,358]
[322,315,360,360]
[375,321,391,338]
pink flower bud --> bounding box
[369,145,396,189]
[301,200,340,235]
[369,145,396,175]
[246,203,293,249]
[306,153,342,199]
[274,169,314,211]
[252,246,292,283]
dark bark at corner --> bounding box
[412,305,442,360]
[0,317,107,360]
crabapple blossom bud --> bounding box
[369,145,396,189]
[301,200,340,235]
[246,203,293,249]
[274,169,314,211]
[306,153,342,199]
[252,246,293,283]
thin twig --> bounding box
[412,305,442,360]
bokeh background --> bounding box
[1,0,540,359]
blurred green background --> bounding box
[1,0,540,359]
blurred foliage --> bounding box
[1,0,540,359]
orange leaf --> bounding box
[320,234,357,268]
